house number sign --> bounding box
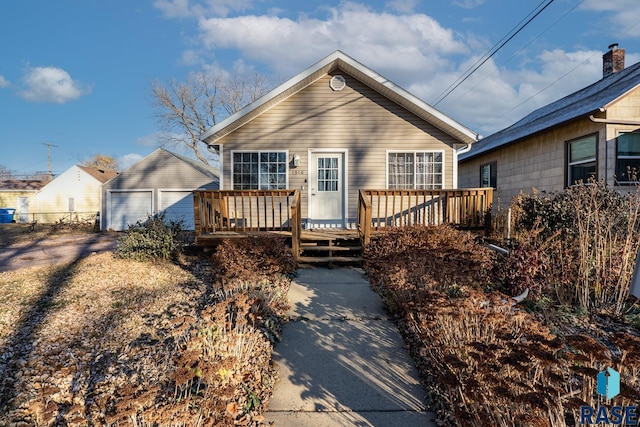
[290,170,305,175]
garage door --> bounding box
[108,191,153,231]
[159,191,194,230]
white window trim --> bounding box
[385,149,446,189]
[307,148,349,227]
[218,144,224,190]
[230,150,290,190]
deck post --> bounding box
[291,190,301,261]
[358,189,372,247]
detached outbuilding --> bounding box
[101,148,219,231]
[37,166,117,224]
[0,180,46,223]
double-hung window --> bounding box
[387,151,443,189]
[480,161,497,188]
[616,132,640,184]
[567,135,597,186]
[232,151,287,190]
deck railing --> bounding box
[193,189,301,235]
[357,188,493,246]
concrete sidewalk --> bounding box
[265,267,437,426]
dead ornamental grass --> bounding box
[364,225,640,427]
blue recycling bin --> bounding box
[0,208,16,223]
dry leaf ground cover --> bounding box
[0,233,294,426]
[364,224,640,427]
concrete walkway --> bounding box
[265,267,437,426]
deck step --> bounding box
[301,245,363,252]
[298,256,363,264]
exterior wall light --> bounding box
[293,153,301,168]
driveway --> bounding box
[0,233,120,272]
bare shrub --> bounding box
[511,181,640,315]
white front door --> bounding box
[309,152,345,227]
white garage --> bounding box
[159,190,195,230]
[101,149,219,231]
[107,190,153,231]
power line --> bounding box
[497,10,640,121]
[432,0,555,107]
[451,0,584,105]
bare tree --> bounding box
[82,154,119,171]
[0,165,14,182]
[151,72,269,166]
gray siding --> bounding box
[218,71,460,224]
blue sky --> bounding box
[2,0,640,176]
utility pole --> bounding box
[41,142,58,179]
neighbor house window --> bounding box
[68,197,75,212]
[480,162,497,188]
[567,135,597,186]
[232,151,287,190]
[387,151,443,189]
[616,132,640,184]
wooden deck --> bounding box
[193,188,493,263]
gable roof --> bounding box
[0,179,46,191]
[199,50,480,145]
[161,148,220,182]
[78,166,118,183]
[104,148,219,185]
[461,60,640,161]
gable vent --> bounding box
[330,75,346,91]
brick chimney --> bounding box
[603,43,625,77]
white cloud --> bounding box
[386,0,418,14]
[20,66,90,104]
[154,0,255,18]
[118,153,144,169]
[135,132,164,147]
[0,75,9,88]
[196,2,467,80]
[452,0,485,9]
[580,0,640,37]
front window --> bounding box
[480,162,497,188]
[567,135,597,186]
[232,151,287,190]
[388,151,443,189]
[616,132,640,184]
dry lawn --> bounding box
[0,250,278,426]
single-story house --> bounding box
[459,44,640,204]
[37,165,117,223]
[0,180,46,223]
[198,50,482,229]
[100,148,219,231]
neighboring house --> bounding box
[0,180,46,223]
[37,165,117,223]
[100,148,219,231]
[459,44,640,204]
[198,50,481,229]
